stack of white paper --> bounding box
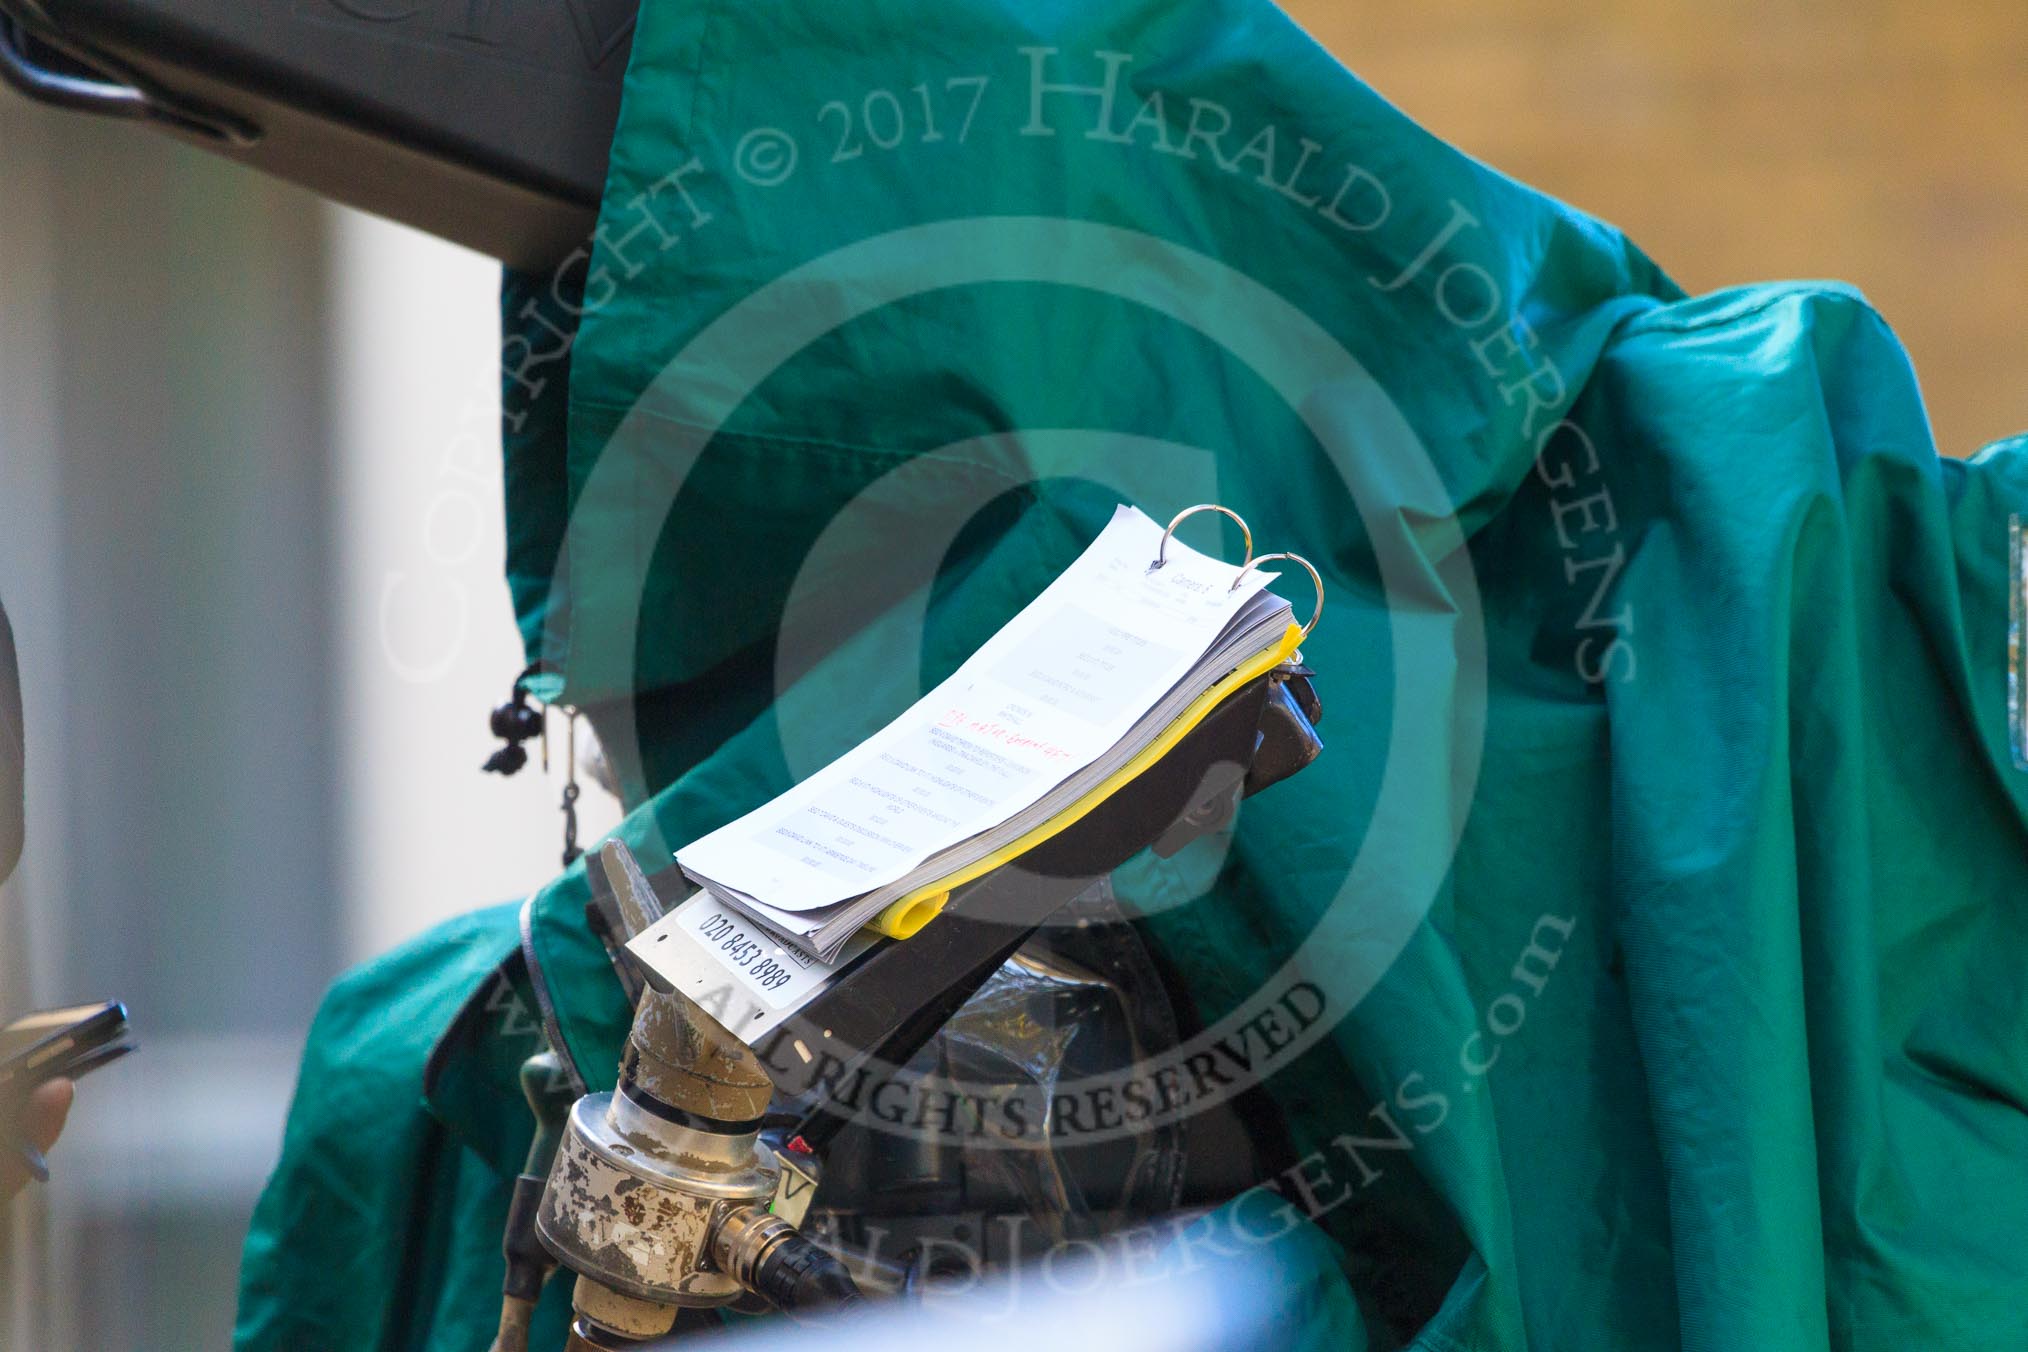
[675,505,1295,961]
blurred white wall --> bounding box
[325,210,619,962]
[1,99,352,1350]
[0,87,74,1352]
[0,102,617,1350]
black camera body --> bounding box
[1,0,633,267]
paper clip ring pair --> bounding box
[1232,551,1325,641]
[1150,504,1254,573]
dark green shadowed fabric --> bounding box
[237,3,2028,1349]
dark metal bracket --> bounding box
[0,9,257,145]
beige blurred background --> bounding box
[1289,0,2028,456]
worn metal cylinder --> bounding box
[535,1091,779,1308]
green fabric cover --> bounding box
[238,2,2028,1349]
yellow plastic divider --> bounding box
[866,622,1306,940]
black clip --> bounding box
[482,664,547,777]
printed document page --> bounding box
[676,506,1270,917]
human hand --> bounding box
[3,1078,74,1200]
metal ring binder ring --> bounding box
[1232,552,1325,641]
[1150,504,1253,573]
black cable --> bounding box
[750,1232,865,1315]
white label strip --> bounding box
[626,890,879,1043]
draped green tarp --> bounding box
[238,2,2028,1349]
